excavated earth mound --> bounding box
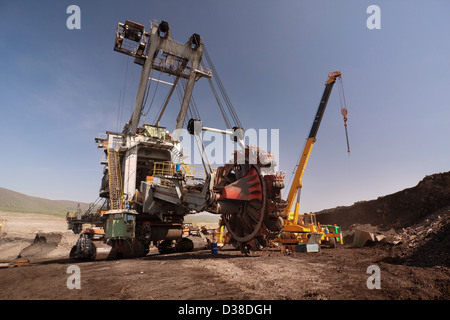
[316,171,450,230]
[315,171,450,267]
[16,231,79,261]
[385,206,450,267]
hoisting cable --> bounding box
[172,81,211,172]
[142,70,159,117]
[154,76,180,126]
[338,76,351,155]
[152,78,174,125]
[116,56,130,132]
[208,77,231,129]
[208,56,241,127]
[203,48,242,128]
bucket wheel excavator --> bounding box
[68,18,287,259]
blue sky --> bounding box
[1,1,449,214]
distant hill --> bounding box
[0,187,221,224]
[183,213,221,227]
[0,187,91,217]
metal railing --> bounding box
[152,161,213,182]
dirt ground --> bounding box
[0,212,448,301]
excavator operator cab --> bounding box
[114,20,147,64]
[123,20,144,42]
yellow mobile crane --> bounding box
[277,71,346,248]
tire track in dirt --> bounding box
[190,251,333,299]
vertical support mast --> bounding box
[129,25,161,135]
[174,43,203,134]
[114,20,211,136]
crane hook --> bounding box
[341,107,350,154]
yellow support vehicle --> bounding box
[275,71,346,249]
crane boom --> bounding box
[284,71,342,222]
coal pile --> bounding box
[316,171,450,230]
[388,206,450,267]
[315,171,450,267]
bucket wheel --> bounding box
[220,164,267,243]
